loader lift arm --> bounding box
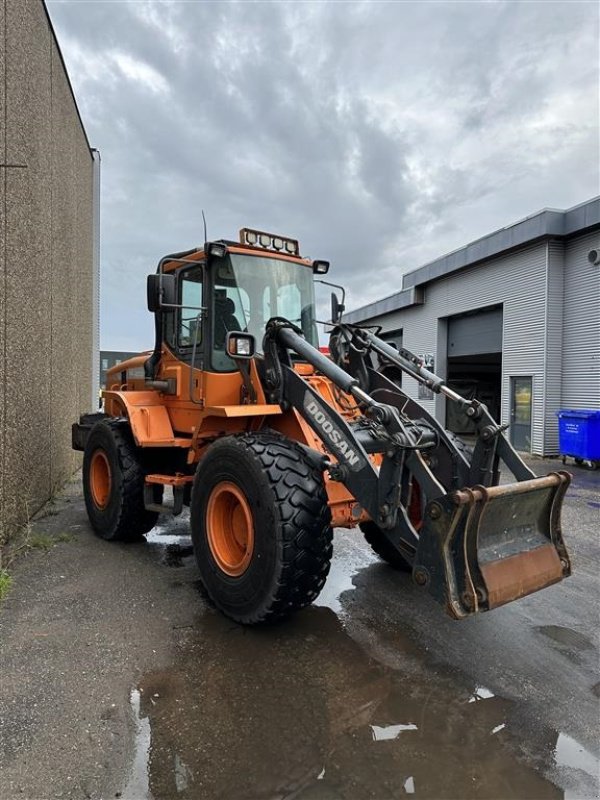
[263,319,572,619]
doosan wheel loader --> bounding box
[73,228,571,624]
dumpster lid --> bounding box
[556,408,600,419]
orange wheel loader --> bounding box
[72,228,571,624]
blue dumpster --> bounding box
[556,409,600,464]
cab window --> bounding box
[178,267,203,349]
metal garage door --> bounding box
[448,307,503,357]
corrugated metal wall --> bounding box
[562,232,600,409]
[351,225,600,456]
[360,243,549,454]
[544,242,565,453]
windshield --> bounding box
[212,253,318,371]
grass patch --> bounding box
[55,532,75,543]
[28,532,56,551]
[0,569,13,602]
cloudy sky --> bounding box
[47,0,599,352]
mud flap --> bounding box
[413,472,572,619]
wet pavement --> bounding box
[0,458,598,799]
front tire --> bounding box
[83,420,158,541]
[191,433,333,624]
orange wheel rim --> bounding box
[90,450,111,509]
[206,481,254,577]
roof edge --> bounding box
[345,287,422,324]
[42,0,93,155]
[347,197,599,322]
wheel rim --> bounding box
[90,449,111,509]
[206,481,254,577]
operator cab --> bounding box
[147,228,328,376]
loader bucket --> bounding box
[414,472,571,619]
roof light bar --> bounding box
[239,228,300,256]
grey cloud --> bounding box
[46,0,599,349]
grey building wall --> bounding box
[561,231,600,409]
[544,241,565,454]
[346,211,600,456]
[0,0,94,545]
[360,243,552,454]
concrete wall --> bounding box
[0,0,94,544]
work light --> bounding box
[312,260,330,274]
[239,228,300,256]
[208,242,227,259]
[226,332,255,359]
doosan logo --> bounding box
[305,400,360,467]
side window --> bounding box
[178,267,203,349]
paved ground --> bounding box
[0,457,598,800]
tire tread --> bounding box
[194,432,333,624]
[84,420,158,540]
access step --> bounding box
[144,473,194,516]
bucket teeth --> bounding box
[414,471,571,618]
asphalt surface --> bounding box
[0,457,598,800]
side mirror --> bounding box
[226,331,256,359]
[331,292,345,325]
[147,273,176,312]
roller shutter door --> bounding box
[448,308,502,357]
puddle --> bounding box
[371,722,418,740]
[314,534,378,616]
[121,608,572,799]
[119,515,599,798]
[123,689,152,799]
[468,685,495,703]
[555,733,600,776]
[145,513,194,567]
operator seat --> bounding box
[214,296,242,348]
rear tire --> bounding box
[360,521,413,571]
[191,433,333,624]
[361,430,473,571]
[83,420,159,541]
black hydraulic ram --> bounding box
[273,323,438,448]
[349,325,538,485]
[263,320,444,565]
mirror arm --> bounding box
[315,278,346,308]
